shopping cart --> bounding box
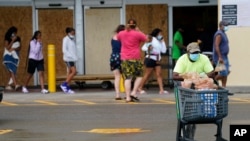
[174,81,229,141]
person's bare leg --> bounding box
[113,69,121,98]
[66,66,77,84]
[125,78,132,101]
[155,66,165,93]
[23,73,33,87]
[138,68,153,92]
[221,76,227,88]
[131,77,142,97]
[38,71,45,90]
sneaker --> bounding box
[15,85,21,91]
[41,89,49,94]
[67,89,75,94]
[5,85,13,90]
[60,83,68,93]
[22,86,29,93]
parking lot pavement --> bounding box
[1,87,250,106]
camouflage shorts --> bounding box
[121,60,143,79]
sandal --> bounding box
[130,95,140,102]
[138,90,146,94]
[115,97,122,100]
[159,90,169,95]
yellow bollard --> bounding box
[48,44,56,93]
[119,75,125,93]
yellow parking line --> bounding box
[153,99,175,104]
[34,100,58,105]
[0,129,13,135]
[230,98,250,103]
[73,100,96,105]
[1,101,18,106]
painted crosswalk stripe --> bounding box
[1,101,18,106]
[34,100,58,105]
[73,100,96,105]
[153,99,175,104]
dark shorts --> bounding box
[27,59,44,74]
[110,53,121,71]
[121,60,143,79]
[144,58,160,68]
[65,62,76,68]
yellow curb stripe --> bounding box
[230,98,250,103]
[73,100,96,105]
[0,129,13,135]
[153,99,175,104]
[1,101,18,106]
[34,100,58,105]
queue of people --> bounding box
[3,20,230,97]
[2,26,78,94]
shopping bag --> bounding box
[214,62,226,72]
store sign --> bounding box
[222,5,237,25]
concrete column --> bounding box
[75,0,84,74]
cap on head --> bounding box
[187,42,200,53]
[65,27,75,34]
[219,20,229,26]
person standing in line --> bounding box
[172,27,186,67]
[3,26,21,91]
[117,19,147,102]
[110,24,125,100]
[60,27,78,94]
[22,31,49,94]
[138,28,169,95]
[213,21,230,88]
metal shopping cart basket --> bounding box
[174,81,229,141]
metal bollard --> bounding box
[48,44,56,93]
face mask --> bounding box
[157,35,163,40]
[69,34,75,39]
[189,54,200,61]
[223,26,229,32]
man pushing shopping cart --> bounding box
[173,42,232,141]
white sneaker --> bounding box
[22,87,29,93]
[5,85,13,90]
[41,89,49,94]
[67,89,75,94]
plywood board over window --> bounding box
[38,9,73,84]
[126,4,169,83]
[0,7,32,86]
[85,8,120,74]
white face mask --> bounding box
[68,34,75,39]
[223,26,229,32]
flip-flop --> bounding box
[159,90,169,95]
[115,97,122,100]
[130,95,140,101]
[138,90,146,94]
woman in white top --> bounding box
[138,28,169,94]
